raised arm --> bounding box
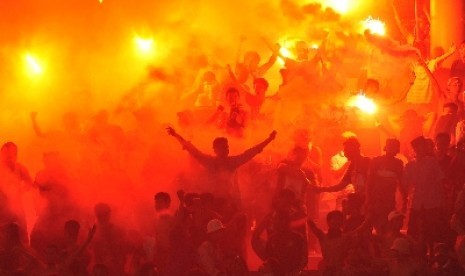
[316,163,352,193]
[257,49,279,77]
[391,0,414,43]
[232,130,277,167]
[252,214,272,261]
[417,56,445,99]
[435,44,456,65]
[30,112,47,138]
[59,225,97,272]
[166,127,210,166]
[307,219,325,240]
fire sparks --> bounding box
[347,93,377,114]
[362,16,386,36]
[24,53,43,77]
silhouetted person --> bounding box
[0,142,32,243]
[153,192,174,275]
[262,211,307,275]
[405,136,447,254]
[366,138,406,234]
[91,203,128,276]
[318,137,370,198]
[167,127,276,208]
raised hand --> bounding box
[269,130,277,140]
[166,126,176,136]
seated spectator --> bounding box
[261,210,307,275]
[389,238,426,275]
[433,103,460,141]
[198,219,236,276]
[0,222,41,275]
[308,210,350,275]
[429,243,464,276]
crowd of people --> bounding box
[2,1,465,275]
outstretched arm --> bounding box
[30,112,47,138]
[307,219,325,240]
[59,225,97,273]
[257,49,279,77]
[232,130,277,167]
[391,0,414,43]
[435,44,456,65]
[166,127,210,166]
[316,164,352,193]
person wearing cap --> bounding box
[366,138,406,234]
[259,210,307,275]
[198,219,247,276]
[443,77,464,117]
[374,210,417,259]
[389,237,426,275]
[318,137,370,198]
[429,243,464,275]
[404,136,447,254]
[166,127,276,209]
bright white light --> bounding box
[24,53,43,76]
[363,16,386,36]
[134,36,154,55]
[347,93,377,114]
[324,0,350,14]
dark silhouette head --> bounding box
[154,192,171,211]
[327,210,344,230]
[213,137,229,157]
[94,203,112,224]
[1,142,18,167]
[343,137,361,161]
[64,220,80,243]
[384,138,400,157]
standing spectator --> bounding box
[366,138,406,234]
[166,127,276,208]
[262,211,307,275]
[404,136,447,254]
[153,192,174,275]
[318,137,370,199]
[90,203,129,276]
[451,41,465,84]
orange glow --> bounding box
[362,16,386,36]
[24,53,43,77]
[347,93,377,114]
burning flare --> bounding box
[134,36,155,56]
[362,16,386,36]
[24,53,43,77]
[347,93,377,114]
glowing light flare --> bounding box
[362,17,386,36]
[278,46,293,66]
[347,93,377,114]
[323,0,350,14]
[134,36,155,57]
[24,54,43,77]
